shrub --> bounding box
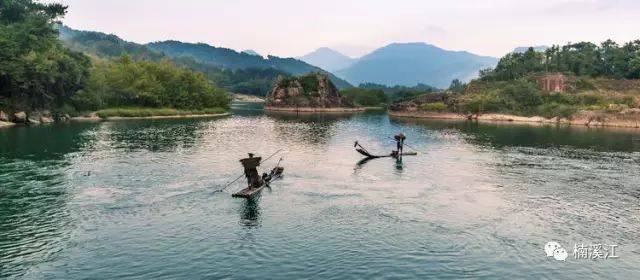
[71,90,103,111]
[420,102,447,111]
[298,74,320,94]
[578,93,604,106]
[341,88,388,106]
[605,104,630,113]
[502,81,543,109]
[462,91,511,114]
[537,103,578,119]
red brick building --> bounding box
[538,73,566,92]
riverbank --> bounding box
[389,110,640,129]
[264,106,365,113]
[68,107,229,121]
[72,112,231,122]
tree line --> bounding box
[482,40,640,81]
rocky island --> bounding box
[265,73,363,112]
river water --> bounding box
[1,103,639,279]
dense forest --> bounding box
[0,0,90,112]
[339,88,388,107]
[73,56,229,111]
[0,0,229,120]
[359,82,438,103]
[482,40,640,81]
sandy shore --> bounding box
[389,110,640,129]
[264,106,365,113]
[71,112,231,121]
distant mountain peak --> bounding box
[298,47,356,72]
[335,42,498,88]
[242,49,261,56]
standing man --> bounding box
[240,153,263,189]
[394,133,406,158]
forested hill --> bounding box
[147,41,351,89]
[59,26,350,94]
[58,25,163,61]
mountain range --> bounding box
[58,25,351,91]
[60,25,500,92]
[300,43,498,89]
[146,41,351,89]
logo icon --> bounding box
[545,241,568,261]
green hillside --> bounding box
[147,41,352,89]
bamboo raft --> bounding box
[354,141,417,159]
[232,167,284,198]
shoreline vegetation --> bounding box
[390,41,640,130]
[76,107,230,121]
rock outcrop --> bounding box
[13,111,27,123]
[38,110,54,123]
[0,110,8,122]
[265,73,352,109]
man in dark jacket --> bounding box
[394,133,406,158]
[240,153,263,189]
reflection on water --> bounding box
[101,119,210,152]
[391,117,640,152]
[240,197,262,228]
[0,123,99,279]
[267,111,356,146]
[1,110,639,279]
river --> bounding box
[1,103,639,279]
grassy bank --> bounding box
[395,76,639,119]
[457,77,639,118]
[94,107,228,119]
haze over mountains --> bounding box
[304,43,498,89]
[59,25,351,91]
[298,47,356,72]
[60,24,501,92]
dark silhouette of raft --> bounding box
[355,147,417,159]
[354,141,417,159]
[232,167,284,198]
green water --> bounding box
[1,107,639,279]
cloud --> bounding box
[542,0,623,14]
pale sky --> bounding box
[48,0,640,58]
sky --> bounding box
[48,0,640,58]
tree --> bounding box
[448,79,465,93]
[0,0,90,111]
[483,39,640,81]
